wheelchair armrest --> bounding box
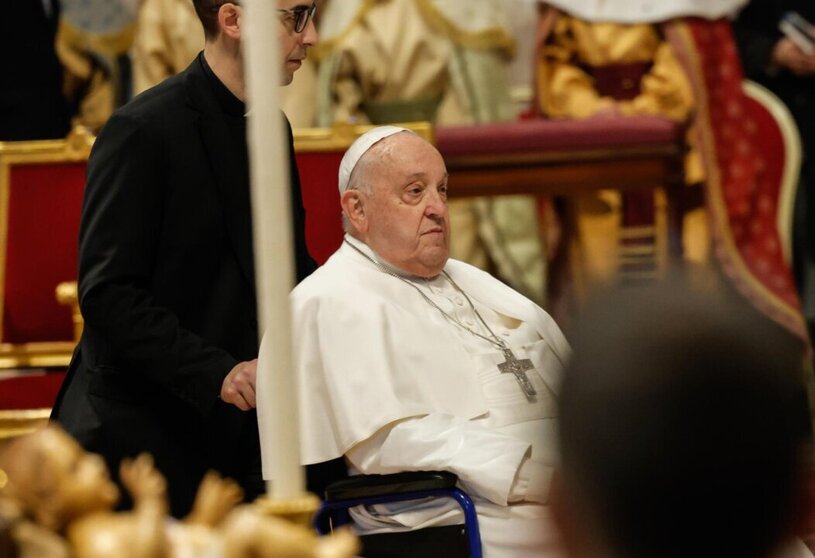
[325,471,458,501]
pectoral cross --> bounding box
[497,348,537,399]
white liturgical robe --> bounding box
[259,236,570,558]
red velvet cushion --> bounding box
[296,152,344,265]
[4,163,84,343]
[436,116,683,158]
[0,370,65,409]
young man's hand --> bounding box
[221,359,257,410]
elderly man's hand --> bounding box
[221,359,257,411]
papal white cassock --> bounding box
[259,235,570,558]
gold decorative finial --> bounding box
[253,493,321,529]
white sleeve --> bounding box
[345,414,550,506]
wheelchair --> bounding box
[314,471,482,558]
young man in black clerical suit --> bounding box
[52,0,318,517]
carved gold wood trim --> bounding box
[0,342,76,368]
[0,408,51,442]
[293,121,433,152]
[0,126,95,162]
[254,494,321,529]
[56,281,82,341]
[0,127,94,362]
[741,81,802,266]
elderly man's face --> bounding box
[362,133,450,278]
[277,0,318,85]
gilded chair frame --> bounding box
[0,408,51,446]
[0,127,94,368]
[0,122,429,368]
[293,121,434,151]
[741,81,803,266]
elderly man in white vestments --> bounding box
[258,126,570,558]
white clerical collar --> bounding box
[343,234,444,282]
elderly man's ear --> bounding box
[341,190,368,233]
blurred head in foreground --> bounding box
[554,282,813,558]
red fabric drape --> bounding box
[667,19,807,341]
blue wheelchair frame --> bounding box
[314,471,483,558]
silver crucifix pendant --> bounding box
[497,348,537,399]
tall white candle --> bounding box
[243,0,305,499]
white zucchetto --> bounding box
[338,126,414,193]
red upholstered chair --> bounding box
[294,122,434,265]
[740,81,802,268]
[0,127,93,418]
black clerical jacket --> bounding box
[52,53,315,516]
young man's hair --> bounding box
[192,0,227,40]
[559,279,812,558]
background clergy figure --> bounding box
[534,0,747,299]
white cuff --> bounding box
[509,457,554,504]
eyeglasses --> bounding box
[209,2,317,34]
[277,2,317,33]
